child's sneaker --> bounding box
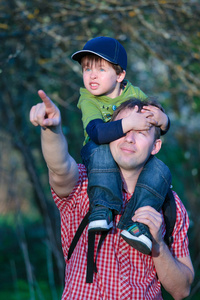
[88,205,113,232]
[120,222,152,255]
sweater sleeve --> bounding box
[160,116,171,135]
[86,119,125,144]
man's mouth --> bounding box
[120,146,136,154]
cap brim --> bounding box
[71,50,115,65]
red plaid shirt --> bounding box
[52,164,189,300]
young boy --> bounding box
[71,36,171,254]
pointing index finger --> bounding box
[38,90,53,108]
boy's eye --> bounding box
[100,68,105,71]
[84,67,91,72]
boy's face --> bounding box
[82,57,125,98]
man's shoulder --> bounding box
[71,163,88,191]
[77,163,87,178]
[52,164,88,200]
[171,190,189,231]
[172,191,187,214]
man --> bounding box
[30,90,194,300]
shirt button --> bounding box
[112,105,117,111]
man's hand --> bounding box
[132,206,164,250]
[30,90,79,198]
[30,90,61,127]
[133,207,194,299]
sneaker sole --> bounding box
[88,220,113,232]
[120,230,152,255]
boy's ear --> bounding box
[117,70,126,83]
[151,139,162,155]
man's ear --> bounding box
[117,70,126,83]
[151,139,162,155]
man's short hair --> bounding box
[111,97,165,140]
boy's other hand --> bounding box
[122,105,158,133]
[142,105,169,132]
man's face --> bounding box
[109,108,162,173]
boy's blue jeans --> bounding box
[81,141,172,230]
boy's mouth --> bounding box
[90,83,99,89]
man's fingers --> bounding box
[132,206,161,224]
[43,117,60,127]
[30,90,61,128]
[29,103,46,126]
[135,206,161,215]
[29,105,39,126]
[38,90,53,109]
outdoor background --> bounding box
[0,0,200,299]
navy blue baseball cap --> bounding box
[71,36,127,71]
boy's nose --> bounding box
[90,70,97,78]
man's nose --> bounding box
[124,131,136,143]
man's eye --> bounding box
[138,131,145,135]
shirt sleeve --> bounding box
[160,116,171,135]
[86,118,125,144]
[170,192,190,258]
[51,164,88,215]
